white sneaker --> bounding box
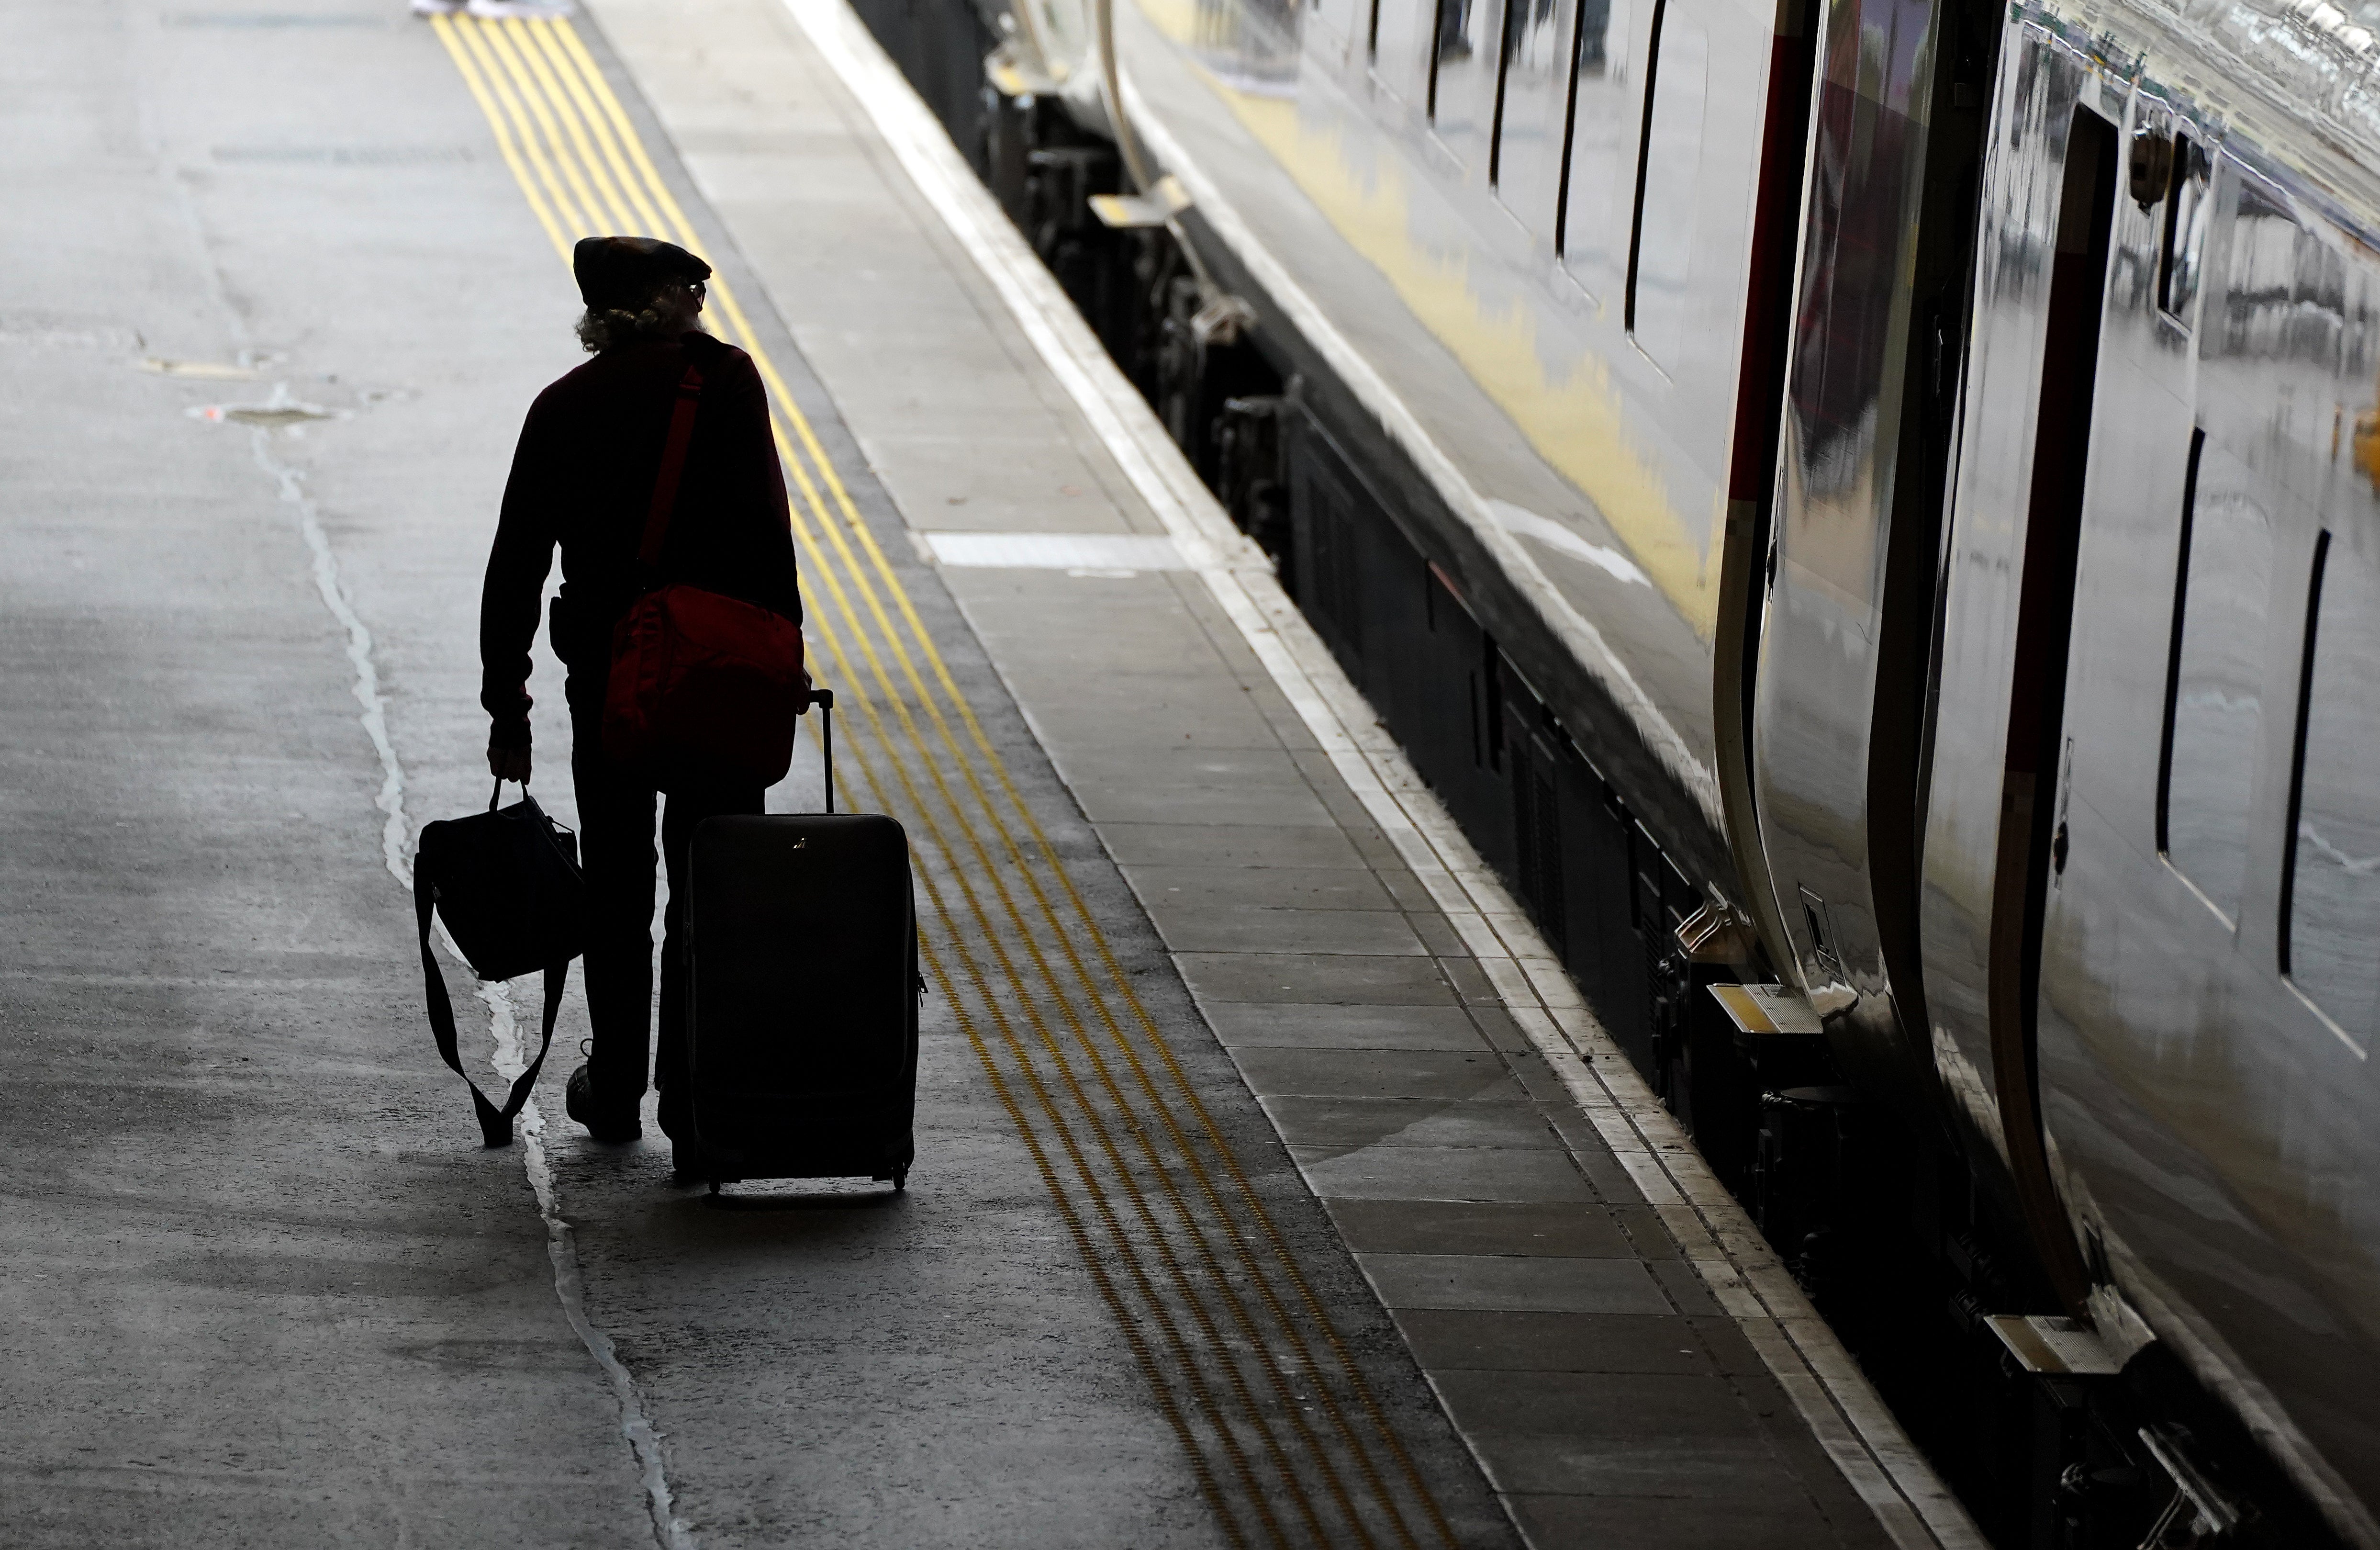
[463,0,575,15]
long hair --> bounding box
[574,283,696,353]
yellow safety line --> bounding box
[801,606,1272,1545]
[772,429,1351,1534]
[449,32,1259,1516]
[442,18,1459,1544]
[801,582,1259,1544]
[743,354,1372,1538]
[515,37,1441,1531]
[451,19,592,235]
[511,43,1411,1532]
[739,294,1450,1535]
[480,24,619,236]
[479,24,1365,1544]
[508,22,650,234]
[518,40,1288,1508]
[786,514,1305,1528]
[431,16,571,260]
[783,460,1431,1537]
[919,946,1249,1541]
[524,22,674,237]
[522,20,1408,1541]
[788,538,1331,1539]
[491,30,1300,1529]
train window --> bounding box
[2284,531,2380,1050]
[1623,0,1707,369]
[1556,0,1627,295]
[1430,0,1503,161]
[2154,428,2204,854]
[1311,0,1358,45]
[2158,134,2212,323]
[1797,887,1840,974]
[2159,439,2275,926]
[1372,0,1436,107]
[1491,0,1575,239]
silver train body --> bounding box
[884,0,2380,1530]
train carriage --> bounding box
[856,0,2380,1531]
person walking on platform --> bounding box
[479,236,800,1145]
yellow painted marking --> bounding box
[1130,0,1717,632]
[431,15,571,258]
[452,17,592,234]
[439,17,1459,1545]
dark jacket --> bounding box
[478,331,801,749]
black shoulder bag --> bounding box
[414,780,587,1146]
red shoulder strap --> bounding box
[636,364,705,570]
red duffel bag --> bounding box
[602,361,806,791]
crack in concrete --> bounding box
[257,424,695,1550]
[485,988,698,1550]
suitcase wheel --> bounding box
[893,1168,907,1192]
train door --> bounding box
[1746,0,1993,1116]
[1967,68,2380,1536]
[1707,0,1819,983]
[1917,3,2151,1306]
[1984,104,2116,1304]
[1923,7,2380,1521]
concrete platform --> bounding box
[0,0,1978,1544]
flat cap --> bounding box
[572,236,712,311]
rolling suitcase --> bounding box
[679,692,920,1192]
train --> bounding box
[844,0,2380,1536]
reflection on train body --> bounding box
[1935,11,2380,1526]
[899,0,2380,1525]
[2292,536,2380,1041]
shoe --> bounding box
[464,0,575,17]
[564,1064,642,1144]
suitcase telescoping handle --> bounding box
[811,686,835,814]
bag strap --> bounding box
[636,364,706,571]
[416,882,567,1148]
[816,687,835,814]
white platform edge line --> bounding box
[775,2,1986,1542]
[923,530,1192,569]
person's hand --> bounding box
[489,741,532,784]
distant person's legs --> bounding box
[566,687,658,1141]
[463,0,578,18]
[653,778,765,1139]
[412,0,577,18]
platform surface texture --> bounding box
[0,0,1974,1545]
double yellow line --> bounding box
[432,15,1455,1546]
